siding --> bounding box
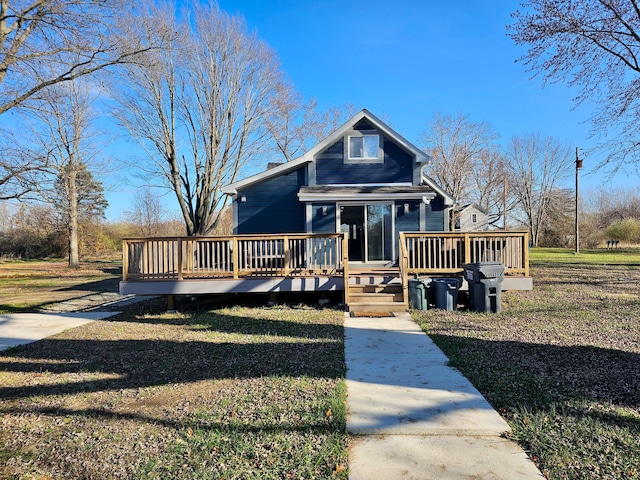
[315,138,413,185]
[311,203,336,233]
[425,196,446,231]
[236,167,306,234]
[394,200,420,238]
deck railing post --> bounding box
[122,240,129,281]
[341,234,349,307]
[464,233,471,265]
[523,231,530,276]
[399,232,409,308]
[232,237,239,279]
[177,237,183,281]
[283,235,290,276]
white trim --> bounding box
[305,203,313,233]
[299,191,436,202]
[222,156,310,194]
[344,132,383,164]
[422,173,456,206]
[324,182,413,187]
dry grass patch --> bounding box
[0,258,120,312]
[414,255,640,480]
[0,305,347,479]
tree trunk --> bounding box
[68,170,80,268]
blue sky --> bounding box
[105,0,628,220]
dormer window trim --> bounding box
[344,130,383,164]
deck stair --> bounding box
[347,270,407,314]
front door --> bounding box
[340,204,393,263]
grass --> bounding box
[529,246,640,266]
[0,304,348,479]
[0,257,121,313]
[414,247,640,480]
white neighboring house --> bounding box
[455,203,489,231]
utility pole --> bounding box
[575,147,583,253]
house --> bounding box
[222,109,456,265]
[119,110,532,312]
[455,203,489,232]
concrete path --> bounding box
[345,312,545,479]
[0,312,116,351]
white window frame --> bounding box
[344,131,383,164]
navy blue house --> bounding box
[222,110,455,265]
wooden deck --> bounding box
[119,231,532,309]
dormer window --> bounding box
[345,132,383,164]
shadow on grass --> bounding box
[0,311,345,402]
[428,333,640,417]
[57,277,120,293]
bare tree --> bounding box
[422,113,499,228]
[509,0,640,171]
[125,186,163,236]
[505,133,572,246]
[266,99,361,163]
[0,0,155,200]
[0,0,154,115]
[22,77,106,267]
[114,1,288,236]
[470,148,512,228]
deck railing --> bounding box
[399,230,530,277]
[122,233,347,282]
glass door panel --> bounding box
[366,204,392,262]
[340,206,365,261]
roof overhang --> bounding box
[298,186,437,203]
[222,156,311,195]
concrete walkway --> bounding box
[0,311,118,351]
[345,312,545,479]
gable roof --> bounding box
[454,203,487,215]
[222,109,443,196]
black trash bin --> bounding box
[463,262,505,313]
[431,278,461,311]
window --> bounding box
[345,133,382,163]
[472,213,477,223]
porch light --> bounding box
[322,206,328,216]
[404,203,410,213]
[240,196,247,202]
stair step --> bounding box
[349,284,403,294]
[348,301,407,313]
[349,293,404,303]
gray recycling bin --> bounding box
[431,278,461,311]
[408,278,428,310]
[463,262,505,313]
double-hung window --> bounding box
[345,132,382,163]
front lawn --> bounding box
[0,305,348,479]
[414,248,640,479]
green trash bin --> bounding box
[463,262,505,313]
[408,278,427,310]
[431,278,461,311]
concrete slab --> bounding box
[345,313,511,436]
[345,312,544,479]
[0,312,117,351]
[349,435,545,480]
